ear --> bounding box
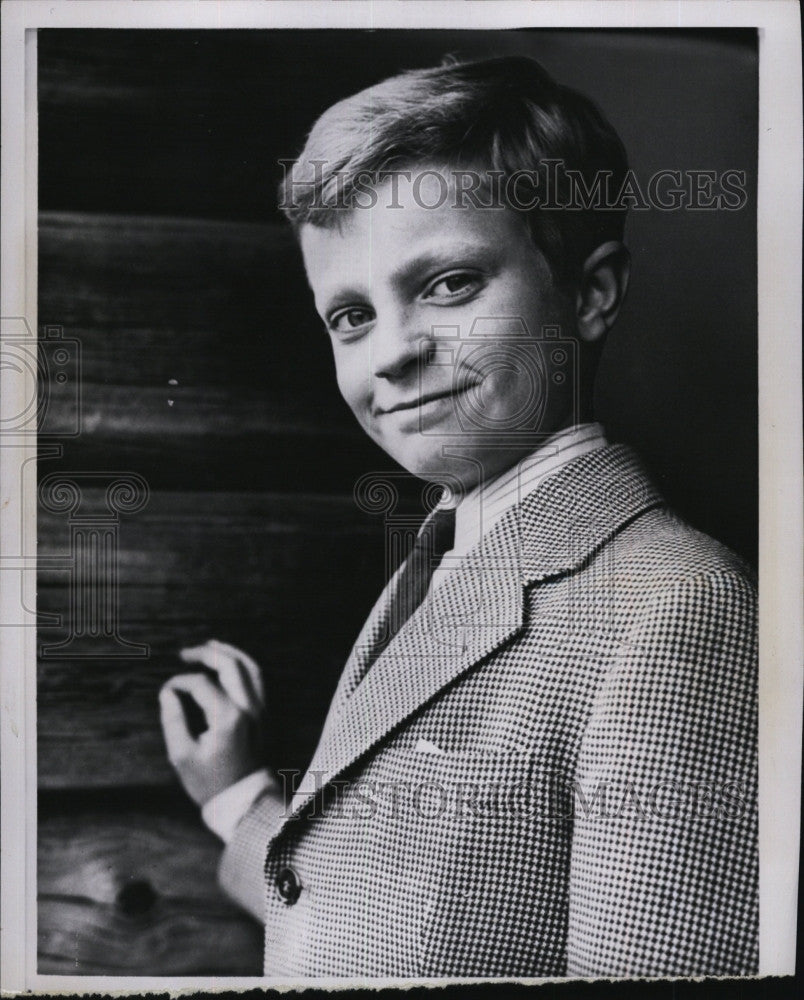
[575,241,631,344]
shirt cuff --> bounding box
[201,768,278,843]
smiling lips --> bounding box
[378,381,480,416]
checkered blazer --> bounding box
[219,445,758,978]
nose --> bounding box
[371,309,431,382]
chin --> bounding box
[382,437,487,491]
[376,435,448,481]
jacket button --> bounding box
[275,866,301,904]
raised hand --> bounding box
[159,639,266,806]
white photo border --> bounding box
[1,0,801,992]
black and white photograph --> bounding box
[0,0,801,991]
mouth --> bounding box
[378,382,480,416]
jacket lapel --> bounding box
[287,514,525,816]
[315,552,408,746]
[282,444,663,826]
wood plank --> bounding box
[38,213,314,364]
[35,593,379,666]
[40,430,389,494]
[43,382,350,438]
[36,586,378,634]
[38,802,263,974]
[37,488,394,591]
[38,212,335,394]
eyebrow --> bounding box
[318,239,498,318]
[320,285,372,316]
[389,241,498,290]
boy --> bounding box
[160,57,757,977]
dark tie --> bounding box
[333,505,456,706]
[373,505,457,665]
[393,504,456,629]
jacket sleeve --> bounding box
[566,569,758,976]
[218,786,287,923]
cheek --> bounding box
[333,349,369,415]
[487,366,532,414]
[474,340,542,392]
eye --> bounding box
[425,271,481,300]
[328,307,375,335]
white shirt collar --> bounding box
[437,422,608,559]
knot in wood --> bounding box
[116,878,157,917]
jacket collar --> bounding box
[281,443,663,826]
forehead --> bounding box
[299,171,540,299]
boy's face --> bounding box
[300,170,578,489]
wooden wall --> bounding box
[36,29,758,975]
[36,209,403,974]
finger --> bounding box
[163,671,230,717]
[158,686,195,760]
[179,643,222,668]
[204,643,259,717]
[208,639,265,709]
[179,641,262,716]
[179,644,253,715]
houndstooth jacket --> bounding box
[219,444,758,978]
